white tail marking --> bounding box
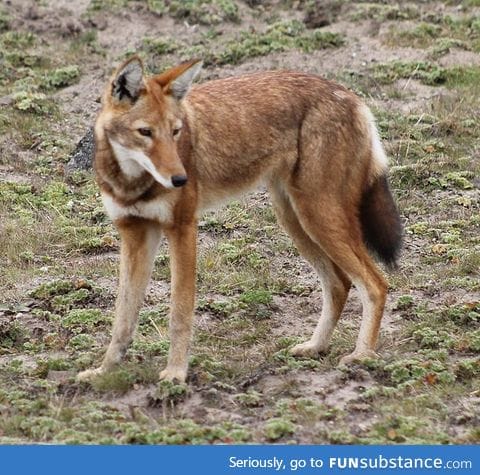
[359,105,388,176]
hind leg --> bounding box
[270,185,351,356]
[288,190,388,363]
[290,264,350,357]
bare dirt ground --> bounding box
[0,0,479,444]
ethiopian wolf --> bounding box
[77,57,402,384]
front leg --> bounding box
[77,217,162,382]
[159,222,197,383]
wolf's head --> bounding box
[96,56,202,189]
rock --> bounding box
[0,95,14,106]
[62,19,84,37]
[303,0,342,29]
[66,127,95,172]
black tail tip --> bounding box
[360,175,403,270]
[379,247,402,272]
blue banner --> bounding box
[0,445,477,474]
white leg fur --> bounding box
[290,260,349,357]
[339,280,383,365]
[77,223,162,382]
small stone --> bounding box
[66,127,95,172]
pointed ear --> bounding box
[155,60,203,101]
[111,56,144,102]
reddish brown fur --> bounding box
[77,58,401,384]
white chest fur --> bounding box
[102,193,174,224]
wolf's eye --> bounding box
[172,127,182,138]
[138,127,152,137]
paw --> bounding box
[159,366,187,384]
[289,341,324,358]
[76,366,107,383]
[339,349,378,366]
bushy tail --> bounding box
[360,174,403,269]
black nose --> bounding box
[171,175,188,187]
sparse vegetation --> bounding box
[349,3,420,22]
[384,14,480,54]
[141,19,344,67]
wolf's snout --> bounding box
[171,175,188,187]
